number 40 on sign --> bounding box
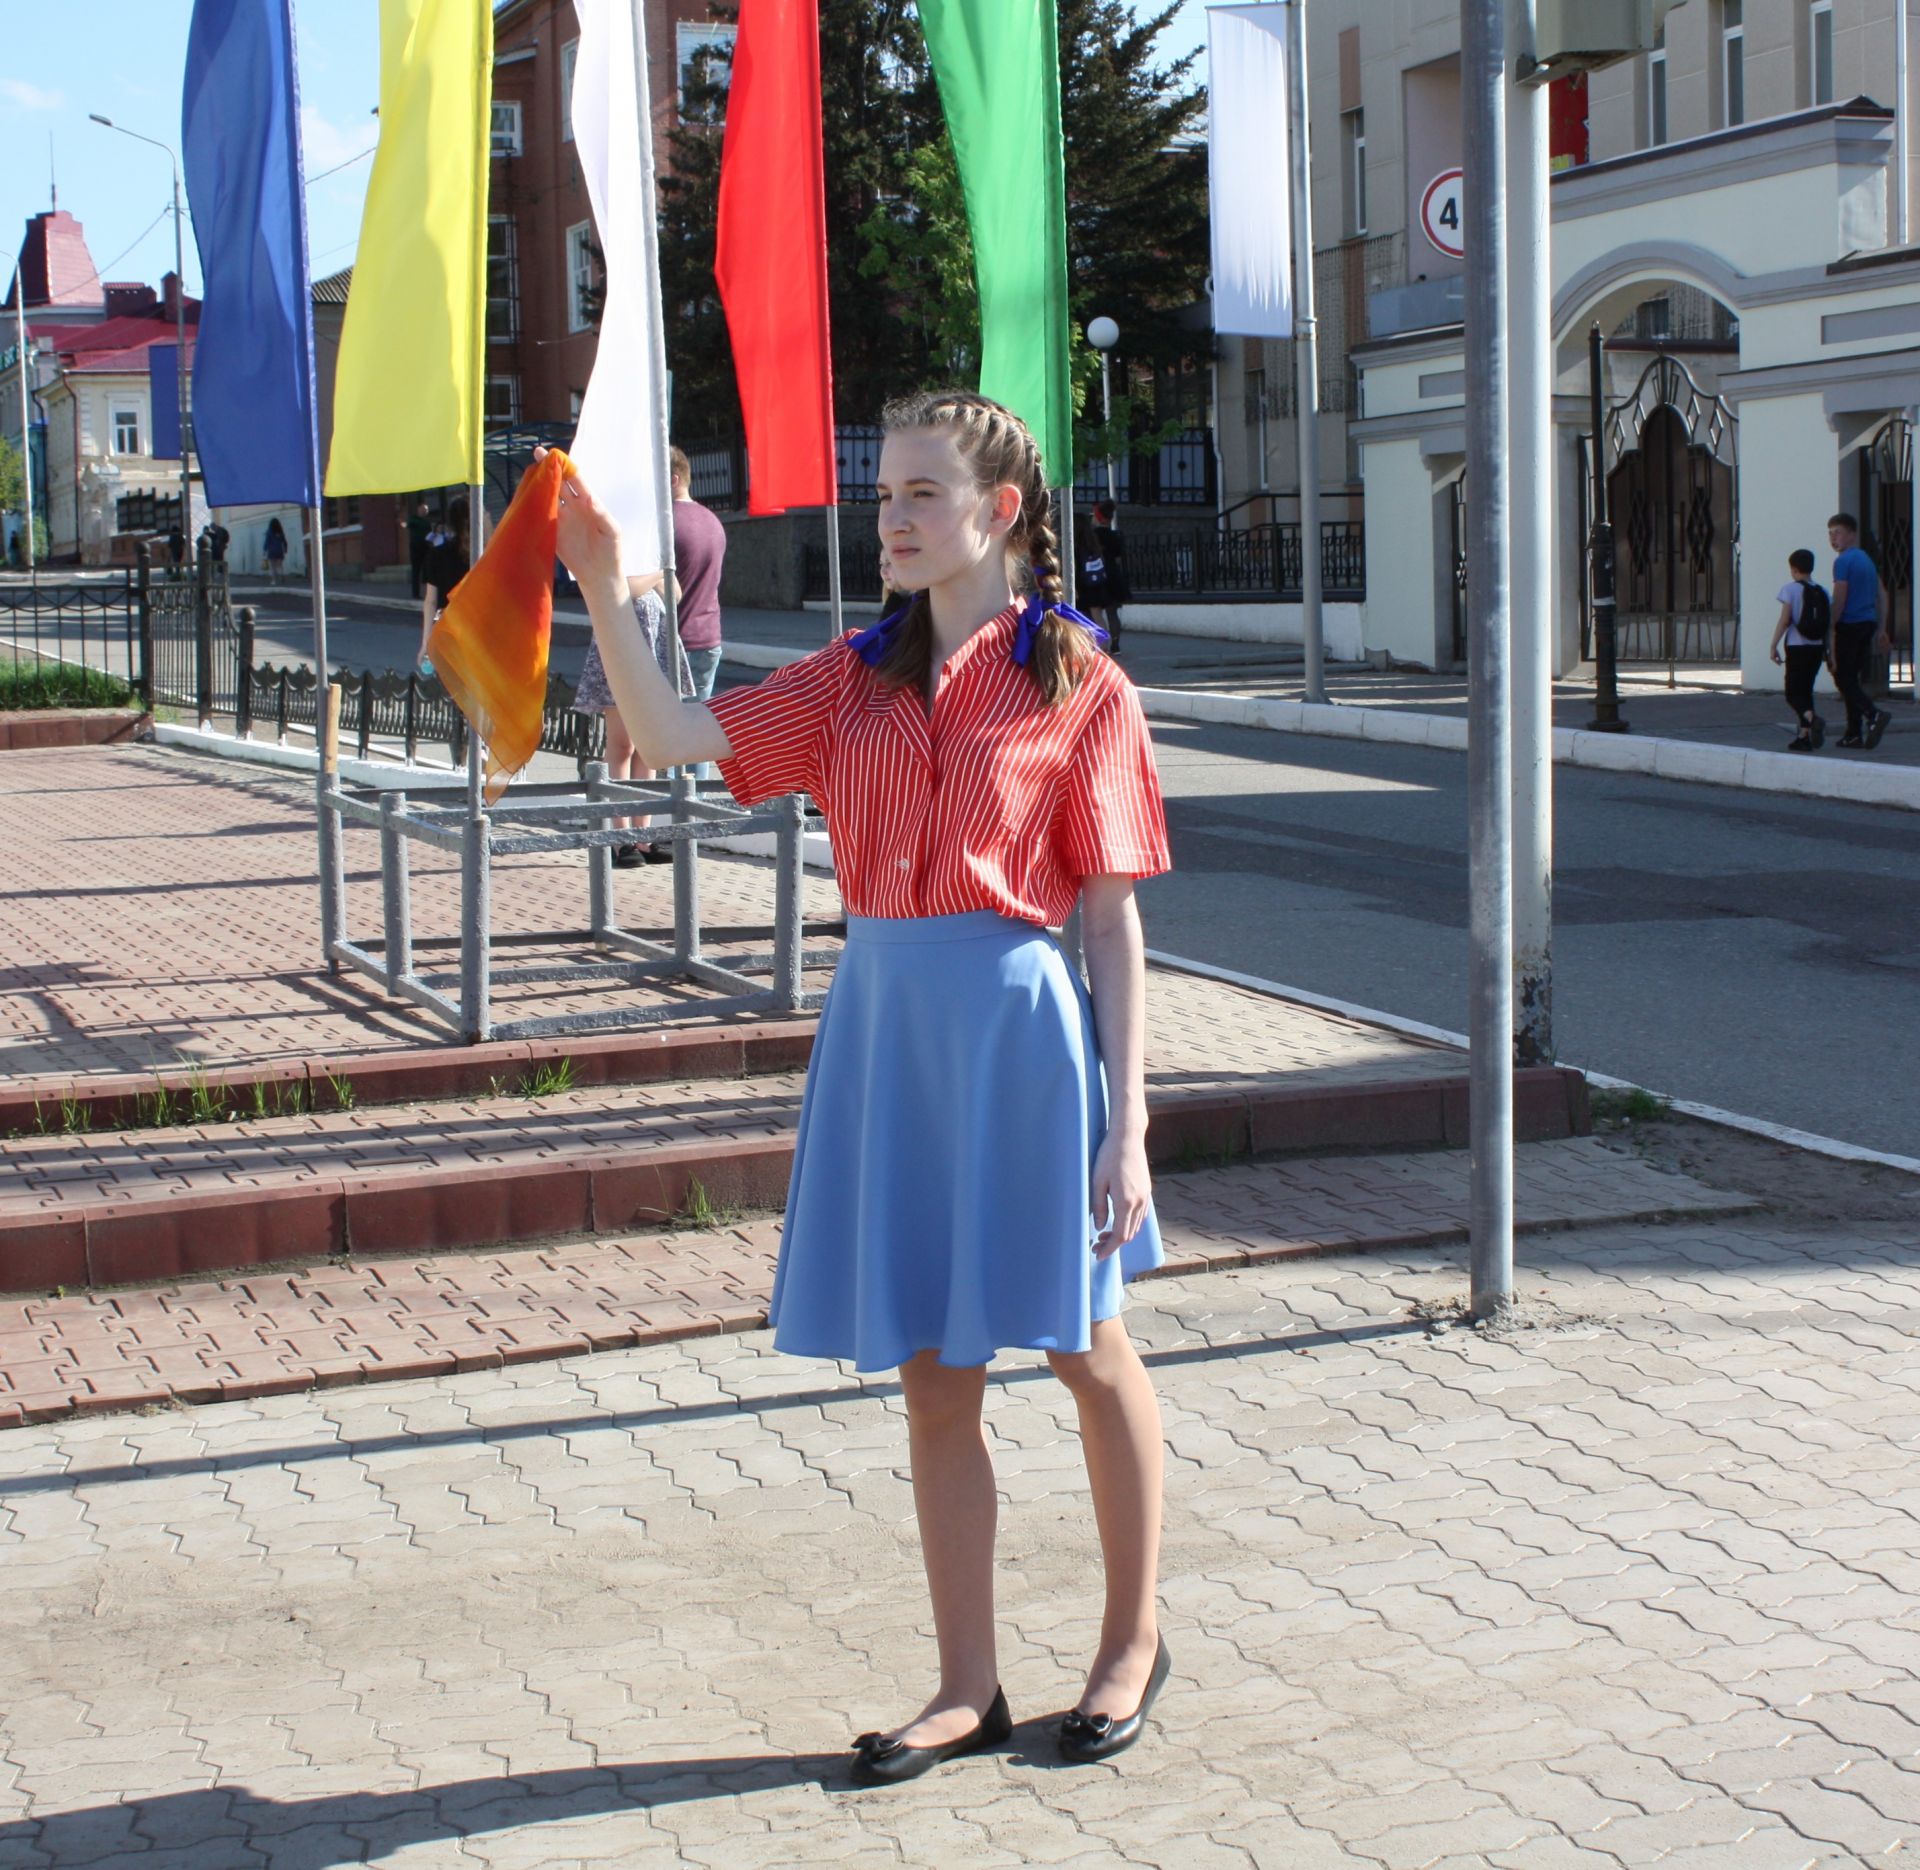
[1421,168,1465,259]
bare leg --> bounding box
[1048,1316,1163,1715]
[886,1352,1000,1747]
[602,708,653,838]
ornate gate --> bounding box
[1603,353,1739,664]
[1858,416,1914,689]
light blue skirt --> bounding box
[770,911,1164,1372]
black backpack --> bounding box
[1798,582,1831,642]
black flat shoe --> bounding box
[610,843,643,869]
[850,1687,1012,1787]
[1057,1636,1171,1764]
[641,843,675,864]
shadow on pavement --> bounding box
[0,1755,860,1866]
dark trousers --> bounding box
[1830,623,1879,735]
[1783,645,1823,725]
[409,542,428,599]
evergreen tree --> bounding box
[660,0,1208,442]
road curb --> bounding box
[1130,683,1920,812]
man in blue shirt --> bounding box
[1827,512,1893,749]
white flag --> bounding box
[1207,6,1294,339]
[570,0,664,574]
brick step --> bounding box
[0,1065,1589,1295]
[0,1019,820,1138]
[0,1135,1748,1426]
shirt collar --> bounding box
[846,595,1109,671]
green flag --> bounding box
[919,0,1072,484]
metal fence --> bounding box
[803,518,1366,605]
[0,571,141,689]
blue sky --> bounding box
[4,0,1206,300]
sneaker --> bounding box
[1786,735,1813,753]
[1837,733,1865,748]
[1866,710,1892,749]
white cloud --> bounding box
[300,103,377,179]
[1,79,63,112]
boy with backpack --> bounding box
[1769,547,1828,752]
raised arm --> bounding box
[548,451,730,772]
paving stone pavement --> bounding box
[4,1214,1917,1868]
[1,742,1470,1096]
[0,1137,1750,1424]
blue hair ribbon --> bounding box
[846,595,1109,668]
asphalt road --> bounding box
[1137,714,1920,1159]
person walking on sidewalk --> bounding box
[572,570,678,868]
[670,446,727,787]
[1079,499,1129,654]
[1769,548,1828,752]
[1827,513,1893,749]
[417,496,469,676]
[407,500,432,600]
[263,516,288,586]
[544,389,1174,1785]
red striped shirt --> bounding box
[709,604,1171,924]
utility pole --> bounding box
[1285,0,1326,704]
[1507,0,1553,1068]
[89,116,194,543]
[1464,0,1514,1322]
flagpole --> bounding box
[823,502,845,638]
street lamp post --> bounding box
[89,115,193,550]
[9,259,33,574]
[1087,315,1119,505]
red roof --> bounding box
[4,211,103,311]
[66,339,198,377]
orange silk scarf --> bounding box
[427,448,572,801]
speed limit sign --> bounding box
[1421,168,1465,259]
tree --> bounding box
[0,436,25,516]
[659,0,1210,448]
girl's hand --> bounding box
[536,446,622,591]
[1771,649,1782,664]
[1090,1128,1151,1260]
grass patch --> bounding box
[674,1176,739,1230]
[0,662,134,710]
[518,1057,575,1099]
[1590,1085,1672,1125]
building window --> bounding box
[566,222,598,334]
[677,23,736,124]
[1343,109,1367,237]
[322,495,362,530]
[569,388,584,423]
[1649,24,1668,146]
[112,408,140,456]
[486,376,522,427]
[487,216,520,344]
[561,38,579,140]
[1810,0,1834,106]
[1721,0,1745,127]
[490,99,522,158]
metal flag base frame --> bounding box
[319,762,830,1043]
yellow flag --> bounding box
[325,0,492,495]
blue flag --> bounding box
[181,0,318,508]
[148,343,182,460]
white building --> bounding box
[1223,0,1918,690]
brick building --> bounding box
[487,0,735,431]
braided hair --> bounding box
[872,389,1093,707]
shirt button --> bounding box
[897,857,911,870]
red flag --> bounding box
[715,0,836,514]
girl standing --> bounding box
[546,390,1173,1782]
[263,516,288,585]
[416,496,470,679]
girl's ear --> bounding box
[986,482,1022,536]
